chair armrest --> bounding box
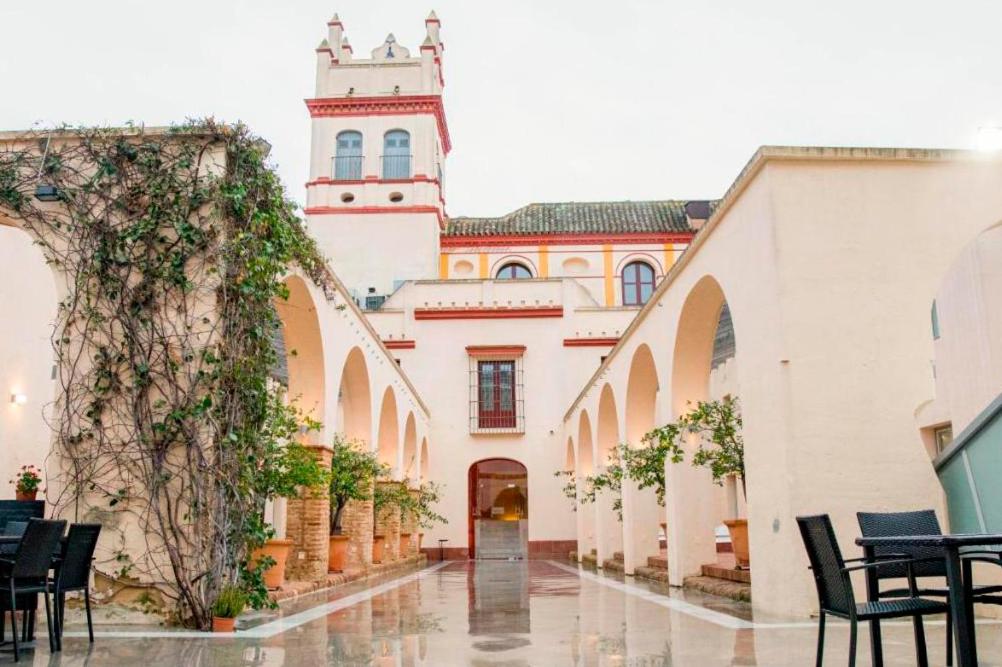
[841,555,944,574]
[843,553,912,564]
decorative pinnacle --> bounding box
[421,36,434,47]
[328,13,342,25]
[317,38,330,49]
[385,33,397,43]
[426,10,439,22]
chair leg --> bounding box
[946,608,953,667]
[84,590,94,643]
[912,614,929,667]
[848,619,857,667]
[9,583,19,663]
[42,590,55,654]
[52,590,61,652]
[815,612,826,667]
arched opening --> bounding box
[468,458,528,559]
[565,437,575,472]
[376,387,400,475]
[402,413,417,480]
[577,411,594,476]
[595,384,623,566]
[668,275,743,581]
[623,344,662,571]
[621,260,657,306]
[419,438,429,483]
[274,276,326,436]
[495,262,532,280]
[337,347,372,444]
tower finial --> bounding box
[328,12,342,25]
[426,10,439,23]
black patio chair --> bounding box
[857,509,1002,666]
[797,514,948,667]
[52,523,101,648]
[0,518,66,662]
[0,522,28,556]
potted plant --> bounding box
[11,465,42,501]
[328,436,384,573]
[682,397,748,568]
[211,584,246,633]
[372,477,410,563]
[248,409,329,590]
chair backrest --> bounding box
[11,518,66,580]
[4,521,28,538]
[0,500,45,534]
[58,523,102,589]
[857,509,946,579]
[797,514,854,615]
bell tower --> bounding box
[304,12,449,308]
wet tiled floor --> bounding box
[3,559,1002,665]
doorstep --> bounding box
[270,554,427,605]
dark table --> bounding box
[856,533,1002,667]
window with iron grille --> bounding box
[467,348,525,434]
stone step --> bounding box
[634,565,670,585]
[646,554,668,570]
[581,551,598,568]
[701,563,751,584]
[601,557,624,573]
[612,551,624,562]
[683,575,751,603]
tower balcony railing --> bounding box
[332,155,363,181]
[381,154,412,180]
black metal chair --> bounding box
[52,523,101,648]
[0,518,66,662]
[857,509,1002,666]
[797,514,948,667]
[0,522,28,557]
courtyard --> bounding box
[1,559,997,666]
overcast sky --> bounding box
[2,1,1001,216]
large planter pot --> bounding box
[329,534,350,573]
[723,519,750,569]
[250,538,293,590]
[399,533,411,557]
[372,535,386,564]
[212,616,236,633]
[15,490,37,502]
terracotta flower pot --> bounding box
[250,538,293,590]
[212,616,236,633]
[399,533,411,557]
[15,490,37,502]
[329,534,350,573]
[373,535,386,564]
[723,519,750,569]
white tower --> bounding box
[305,12,449,308]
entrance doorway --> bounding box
[468,459,528,559]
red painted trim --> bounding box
[421,44,436,52]
[305,95,452,154]
[383,340,416,350]
[306,175,441,188]
[305,205,445,229]
[327,19,343,26]
[440,231,694,248]
[563,337,620,347]
[415,307,563,320]
[426,18,441,24]
[465,345,526,357]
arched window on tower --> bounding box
[621,261,656,305]
[495,263,532,280]
[383,130,411,179]
[334,131,363,180]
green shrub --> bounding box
[211,585,246,619]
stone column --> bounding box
[341,478,374,570]
[404,488,420,557]
[284,445,332,581]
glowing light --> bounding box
[10,393,27,405]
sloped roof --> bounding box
[443,200,709,237]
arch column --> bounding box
[595,385,623,568]
[284,444,333,581]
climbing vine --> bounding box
[0,121,336,628]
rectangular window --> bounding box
[934,424,953,454]
[468,349,525,434]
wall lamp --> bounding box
[10,393,28,405]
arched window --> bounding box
[495,263,532,280]
[382,130,411,179]
[334,131,362,180]
[621,261,656,305]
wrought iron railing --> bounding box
[332,155,363,180]
[381,154,412,180]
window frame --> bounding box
[495,263,533,280]
[621,260,656,306]
[334,130,363,181]
[467,346,525,434]
[382,129,412,179]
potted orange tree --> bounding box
[11,465,42,501]
[328,437,384,573]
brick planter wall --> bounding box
[375,481,402,562]
[340,478,374,569]
[402,488,420,556]
[285,445,333,582]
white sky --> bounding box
[2,1,1001,216]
